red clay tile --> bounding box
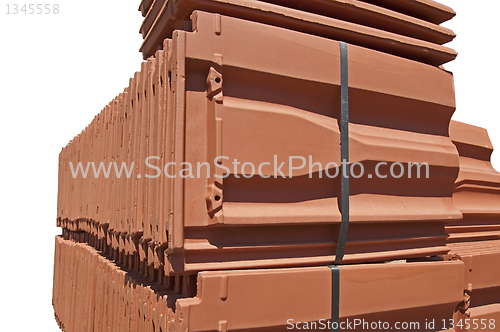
[359,0,455,24]
[448,121,500,243]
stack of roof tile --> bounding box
[138,0,457,65]
[449,121,500,243]
[55,233,467,331]
[58,9,461,274]
[443,121,500,326]
[53,1,500,331]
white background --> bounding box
[0,1,498,331]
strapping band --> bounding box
[330,41,349,332]
[329,265,340,332]
[335,41,350,264]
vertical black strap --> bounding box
[329,41,349,332]
[335,41,349,264]
[329,265,340,332]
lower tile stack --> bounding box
[55,234,479,331]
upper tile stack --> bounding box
[138,0,456,65]
[58,10,461,274]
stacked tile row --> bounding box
[55,234,471,331]
[443,121,500,326]
[138,0,457,65]
[161,11,461,273]
[53,234,196,332]
[448,121,500,243]
[57,44,171,247]
[445,239,500,328]
[58,11,462,275]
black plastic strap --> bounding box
[335,41,349,264]
[329,265,340,332]
[329,42,349,332]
